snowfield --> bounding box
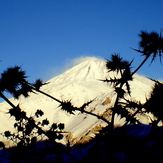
[0,57,155,147]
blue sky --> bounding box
[0,0,163,82]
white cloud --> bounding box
[70,56,104,67]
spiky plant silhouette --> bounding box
[100,46,163,161]
[4,104,65,146]
[100,30,163,131]
[0,62,140,131]
[2,103,68,162]
[1,31,162,135]
[57,99,110,125]
[0,66,32,98]
[0,59,138,129]
[0,29,163,162]
[0,31,162,135]
[131,30,163,75]
[0,66,66,149]
[0,66,61,105]
[104,54,134,130]
[0,65,110,131]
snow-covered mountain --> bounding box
[0,57,155,147]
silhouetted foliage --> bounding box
[0,66,32,98]
[104,53,134,130]
[131,30,163,74]
[0,141,5,149]
[139,31,163,62]
[145,81,163,122]
[32,78,48,91]
[3,107,65,147]
[106,54,133,73]
[59,100,78,114]
[0,29,163,162]
[98,30,163,131]
[35,109,44,117]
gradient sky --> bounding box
[0,0,163,82]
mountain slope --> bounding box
[0,57,155,146]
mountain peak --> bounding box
[49,57,108,83]
[72,56,104,64]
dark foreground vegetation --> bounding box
[0,29,163,162]
[1,124,163,162]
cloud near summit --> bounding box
[71,56,104,67]
[47,56,104,80]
